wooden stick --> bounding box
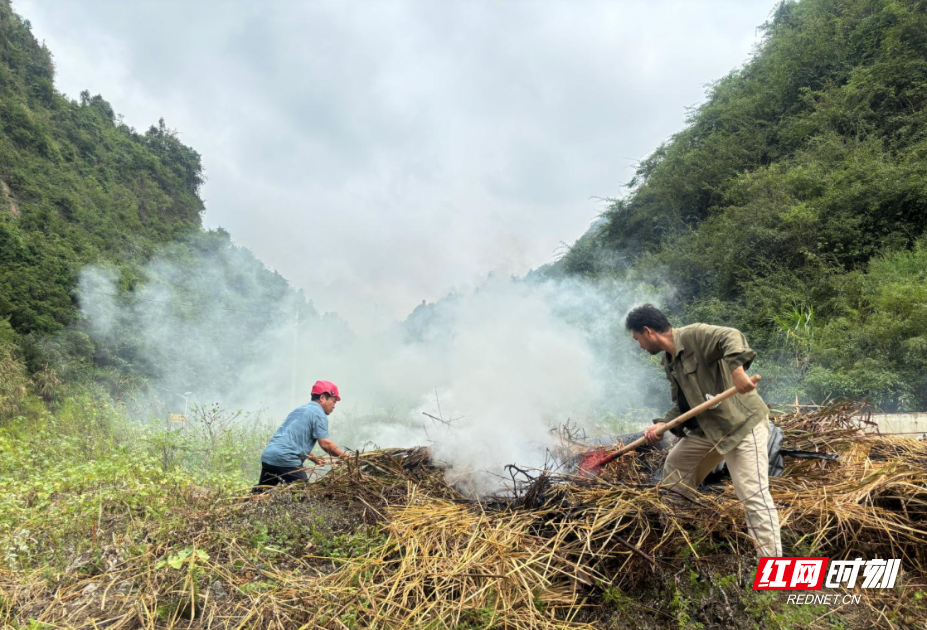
[595,374,762,468]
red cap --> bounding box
[311,380,341,401]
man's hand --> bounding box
[318,438,346,458]
[308,454,340,466]
[644,422,667,444]
[731,366,756,394]
[307,454,324,466]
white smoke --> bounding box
[76,237,668,495]
[76,233,312,415]
[304,274,671,495]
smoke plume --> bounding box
[76,235,668,494]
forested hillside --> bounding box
[5,0,926,414]
[0,1,202,333]
[0,0,312,407]
[560,0,927,410]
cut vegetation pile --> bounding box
[2,405,926,629]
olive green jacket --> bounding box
[656,323,768,454]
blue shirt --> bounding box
[261,401,330,468]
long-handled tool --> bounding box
[578,374,761,476]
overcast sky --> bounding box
[19,0,774,333]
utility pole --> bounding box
[291,309,299,408]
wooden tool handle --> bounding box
[599,374,762,466]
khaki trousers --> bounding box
[662,418,783,557]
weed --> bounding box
[455,607,500,629]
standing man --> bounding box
[253,380,349,492]
[626,304,782,558]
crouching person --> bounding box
[252,380,348,493]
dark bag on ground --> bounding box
[704,420,839,483]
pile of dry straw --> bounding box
[3,403,925,629]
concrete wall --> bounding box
[860,413,927,436]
